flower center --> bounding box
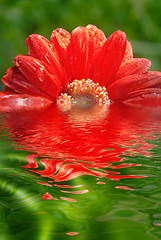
[57,79,110,111]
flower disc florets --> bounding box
[57,79,110,110]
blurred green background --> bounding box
[1,0,161,90]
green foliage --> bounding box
[1,0,161,89]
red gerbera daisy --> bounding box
[1,24,161,110]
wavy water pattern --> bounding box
[2,105,161,190]
[0,103,161,239]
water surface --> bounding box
[0,103,161,240]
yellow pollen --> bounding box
[57,79,110,111]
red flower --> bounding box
[1,24,161,109]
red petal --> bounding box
[107,72,160,102]
[14,55,61,99]
[92,30,127,86]
[124,88,161,107]
[4,86,16,93]
[50,28,72,80]
[112,58,151,83]
[121,41,133,63]
[125,87,161,100]
[68,25,106,80]
[138,71,161,89]
[2,67,52,100]
[0,90,17,97]
[85,24,106,78]
[0,94,52,111]
[26,34,68,85]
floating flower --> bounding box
[1,24,161,110]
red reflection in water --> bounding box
[97,181,106,185]
[60,197,77,202]
[66,232,79,236]
[54,184,83,188]
[115,186,134,191]
[42,192,58,200]
[2,103,161,198]
[60,189,89,194]
[37,182,52,187]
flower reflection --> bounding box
[2,103,161,200]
